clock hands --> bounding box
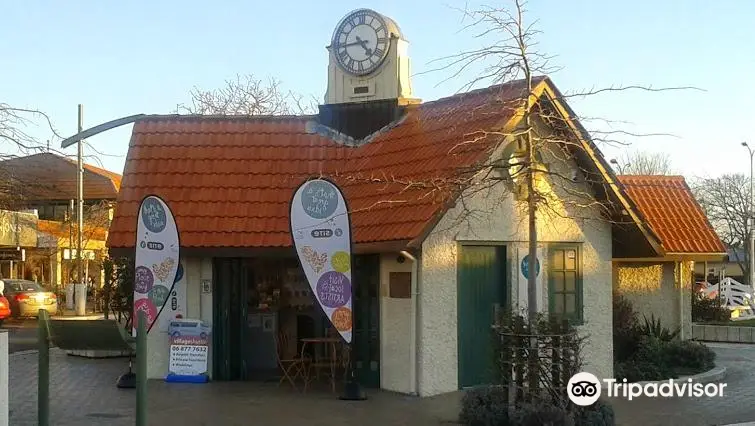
[336,36,373,56]
[355,36,373,56]
[335,40,368,49]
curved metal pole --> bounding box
[60,114,148,148]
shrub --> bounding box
[493,311,585,406]
[612,295,640,362]
[460,386,509,426]
[459,389,616,426]
[508,401,574,426]
[637,315,680,342]
[575,400,616,426]
[615,336,716,382]
[101,256,134,328]
[692,292,730,323]
[664,340,715,373]
[615,336,676,382]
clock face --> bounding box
[331,9,390,76]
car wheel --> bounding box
[200,332,207,339]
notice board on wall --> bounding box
[389,272,411,299]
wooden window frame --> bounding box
[547,244,583,325]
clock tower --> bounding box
[324,9,415,105]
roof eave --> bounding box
[107,239,412,257]
[614,252,727,262]
[537,80,665,258]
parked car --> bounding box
[0,295,11,326]
[3,279,58,318]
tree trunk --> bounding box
[527,169,538,320]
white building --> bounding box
[109,8,721,396]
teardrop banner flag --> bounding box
[134,195,180,336]
[290,178,353,343]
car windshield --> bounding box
[4,280,45,292]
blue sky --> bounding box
[1,1,752,178]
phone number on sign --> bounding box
[170,345,207,353]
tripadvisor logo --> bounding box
[567,372,601,406]
[567,372,727,404]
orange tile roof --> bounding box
[618,175,725,254]
[80,162,122,191]
[108,79,546,249]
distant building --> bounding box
[693,247,745,284]
[0,152,121,288]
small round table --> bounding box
[300,337,344,392]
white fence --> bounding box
[699,278,755,320]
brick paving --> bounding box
[9,349,461,426]
[9,343,755,425]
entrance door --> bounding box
[352,254,380,387]
[212,258,250,381]
[457,245,507,389]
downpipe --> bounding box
[400,250,419,396]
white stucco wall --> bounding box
[146,257,213,379]
[418,141,614,396]
[379,253,413,393]
[614,261,693,340]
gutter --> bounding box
[400,250,419,396]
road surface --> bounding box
[3,319,40,353]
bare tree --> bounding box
[0,104,61,158]
[0,104,71,209]
[613,150,673,175]
[417,0,694,323]
[30,199,115,289]
[334,1,691,324]
[693,174,748,276]
[177,74,316,115]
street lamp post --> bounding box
[76,105,85,316]
[609,158,631,175]
[741,142,754,290]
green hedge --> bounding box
[459,386,615,426]
[615,337,715,382]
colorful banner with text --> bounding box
[290,179,353,343]
[133,195,180,335]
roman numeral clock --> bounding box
[332,9,390,76]
[324,8,415,105]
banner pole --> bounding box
[136,310,147,426]
[339,253,366,400]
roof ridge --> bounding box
[60,155,122,179]
[141,113,317,122]
[418,75,549,108]
[618,174,685,180]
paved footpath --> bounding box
[9,349,461,425]
[9,343,755,425]
[610,342,755,426]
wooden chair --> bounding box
[275,331,307,391]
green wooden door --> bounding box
[457,245,506,389]
[212,258,249,381]
[352,254,380,387]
